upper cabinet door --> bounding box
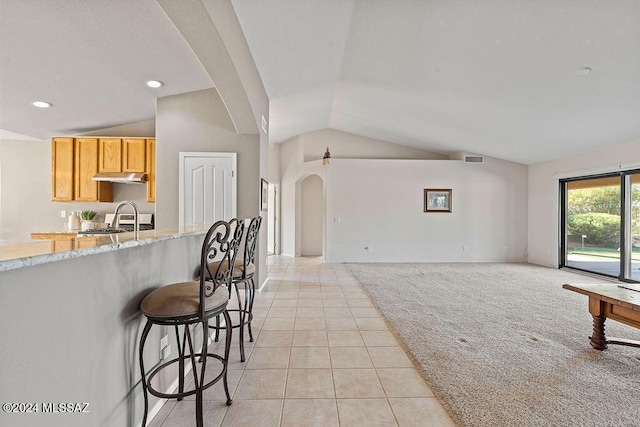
[98,138,122,172]
[122,138,146,172]
[51,138,74,201]
[75,138,99,201]
[75,138,112,202]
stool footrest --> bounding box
[209,309,253,330]
[145,353,227,400]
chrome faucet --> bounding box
[111,201,140,238]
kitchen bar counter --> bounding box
[0,225,211,272]
[0,224,212,427]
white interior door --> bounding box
[179,152,237,227]
[267,182,280,254]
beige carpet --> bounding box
[347,263,640,427]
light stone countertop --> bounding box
[30,231,79,235]
[0,225,212,272]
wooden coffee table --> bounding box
[563,283,640,350]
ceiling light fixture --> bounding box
[146,80,164,88]
[32,101,52,108]
[574,67,592,75]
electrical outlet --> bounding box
[60,210,66,218]
[463,246,468,252]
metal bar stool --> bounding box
[138,219,244,427]
[208,216,262,362]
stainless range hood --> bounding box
[92,172,147,184]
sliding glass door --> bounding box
[561,171,640,282]
[629,174,640,281]
[562,175,621,277]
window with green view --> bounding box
[561,172,640,282]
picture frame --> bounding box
[424,189,452,212]
[261,178,269,211]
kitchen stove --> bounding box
[78,227,126,235]
[105,213,154,231]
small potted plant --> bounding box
[80,210,98,231]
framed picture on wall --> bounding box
[261,178,269,211]
[424,189,452,212]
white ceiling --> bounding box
[231,0,640,164]
[2,1,640,165]
[0,0,213,140]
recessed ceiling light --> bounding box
[32,101,52,108]
[146,80,163,88]
[574,67,592,75]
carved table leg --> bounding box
[590,314,608,350]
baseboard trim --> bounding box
[258,277,269,292]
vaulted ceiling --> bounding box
[2,1,640,165]
[231,0,640,164]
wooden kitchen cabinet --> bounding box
[123,138,146,172]
[52,135,154,202]
[98,138,122,172]
[31,233,75,252]
[98,137,147,173]
[51,137,113,202]
[31,233,98,251]
[51,138,75,201]
[53,239,75,252]
[75,138,113,202]
[146,138,156,202]
[75,237,99,249]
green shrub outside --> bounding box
[567,213,620,247]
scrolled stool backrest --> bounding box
[242,216,262,277]
[199,219,245,318]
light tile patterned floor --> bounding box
[150,256,454,427]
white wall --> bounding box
[155,88,268,285]
[302,128,448,162]
[77,119,156,137]
[268,142,281,183]
[280,135,305,256]
[325,157,528,262]
[279,129,528,262]
[300,174,323,256]
[155,88,260,229]
[528,139,640,268]
[278,130,445,257]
